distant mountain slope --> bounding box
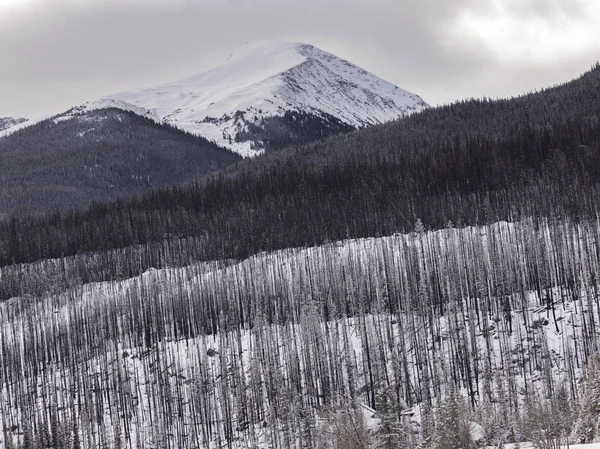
[0,42,426,219]
[75,42,428,156]
[0,117,27,132]
[2,64,599,266]
[0,109,241,219]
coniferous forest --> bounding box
[1,64,600,448]
[0,109,242,219]
[2,64,600,270]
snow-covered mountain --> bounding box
[0,117,27,132]
[72,41,428,157]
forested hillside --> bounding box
[0,109,241,218]
[2,219,600,448]
[2,64,599,271]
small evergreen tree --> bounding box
[320,403,372,449]
[21,420,34,449]
[72,423,81,449]
[573,355,600,443]
[3,428,15,449]
[520,394,567,449]
[374,384,408,448]
[430,388,475,449]
[415,219,425,234]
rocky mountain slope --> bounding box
[74,41,428,156]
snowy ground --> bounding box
[483,444,600,448]
[1,219,599,447]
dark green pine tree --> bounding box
[21,420,34,449]
[38,418,51,449]
[3,428,15,449]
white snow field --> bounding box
[483,444,600,448]
[0,117,28,133]
[0,111,53,138]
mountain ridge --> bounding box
[0,117,27,132]
[74,41,428,156]
[0,108,241,218]
[3,62,598,265]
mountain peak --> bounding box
[74,42,428,157]
[226,40,304,61]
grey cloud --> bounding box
[0,0,598,116]
[500,0,590,20]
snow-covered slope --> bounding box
[1,219,598,448]
[75,42,428,157]
[0,117,27,132]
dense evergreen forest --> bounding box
[0,109,242,219]
[0,107,358,219]
[1,64,599,273]
[233,109,355,152]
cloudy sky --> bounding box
[1,0,599,118]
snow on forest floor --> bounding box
[1,219,600,448]
[482,444,600,448]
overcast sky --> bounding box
[1,0,599,118]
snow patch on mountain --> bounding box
[78,41,428,157]
[67,98,157,122]
[0,112,55,138]
[0,117,28,133]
